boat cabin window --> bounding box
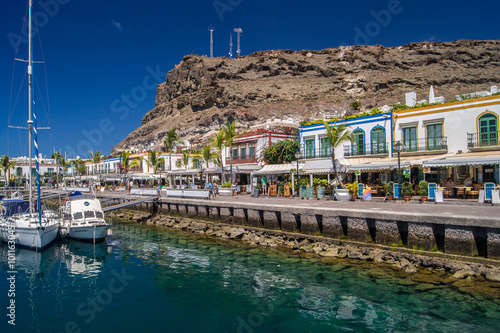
[63,213,71,220]
[84,211,95,218]
[73,212,83,220]
[95,211,104,219]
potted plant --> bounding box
[384,181,394,200]
[402,181,413,201]
[346,181,358,200]
[418,180,429,201]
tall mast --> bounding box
[28,0,33,216]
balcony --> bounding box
[394,137,448,155]
[302,148,332,160]
[226,154,258,164]
[467,132,499,151]
[343,143,389,157]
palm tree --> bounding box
[119,151,139,174]
[72,159,86,180]
[0,155,16,186]
[210,128,225,183]
[175,151,190,170]
[321,120,353,185]
[58,157,70,186]
[222,120,236,182]
[89,151,104,175]
[147,150,164,174]
[51,152,63,185]
[197,145,217,184]
[163,128,184,172]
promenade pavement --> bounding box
[93,190,500,222]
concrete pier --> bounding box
[93,192,500,259]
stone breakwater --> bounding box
[113,209,500,291]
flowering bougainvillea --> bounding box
[260,139,299,164]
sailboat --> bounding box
[0,0,60,250]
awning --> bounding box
[253,163,299,175]
[422,152,500,168]
[301,159,344,174]
[131,173,156,180]
[167,169,202,175]
[204,167,229,174]
[347,158,409,172]
[235,165,262,174]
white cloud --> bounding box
[112,18,122,31]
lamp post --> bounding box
[395,141,403,198]
[295,151,301,197]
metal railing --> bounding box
[394,137,447,153]
[302,148,332,160]
[343,143,389,157]
[467,132,499,148]
[226,154,257,164]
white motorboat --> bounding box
[59,193,110,242]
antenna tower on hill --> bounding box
[234,28,242,57]
[209,26,214,57]
[229,34,233,58]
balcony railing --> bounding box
[467,132,499,149]
[343,143,389,157]
[226,154,257,164]
[394,137,448,153]
[302,148,332,160]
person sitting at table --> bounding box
[464,178,473,187]
[444,178,456,187]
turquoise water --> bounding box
[1,221,499,333]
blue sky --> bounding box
[1,0,499,159]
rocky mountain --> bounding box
[112,40,500,153]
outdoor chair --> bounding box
[456,187,465,198]
[444,184,453,198]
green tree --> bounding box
[210,128,225,183]
[321,120,353,185]
[72,159,86,176]
[147,150,164,174]
[222,120,236,182]
[0,155,16,185]
[163,128,184,172]
[197,145,217,184]
[89,151,104,175]
[119,151,139,174]
[261,139,299,164]
[175,151,191,170]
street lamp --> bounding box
[395,141,403,198]
[295,151,301,197]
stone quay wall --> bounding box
[102,196,500,259]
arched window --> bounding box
[352,129,365,156]
[479,113,498,147]
[371,126,386,154]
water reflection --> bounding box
[60,240,110,278]
[0,222,498,333]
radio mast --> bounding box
[209,26,214,57]
[233,28,242,57]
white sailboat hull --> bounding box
[0,217,59,250]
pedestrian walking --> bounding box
[232,182,238,198]
[208,181,213,199]
[213,182,219,199]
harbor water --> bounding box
[1,221,499,333]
